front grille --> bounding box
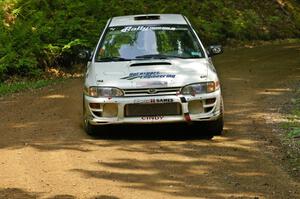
[124,103,182,117]
[123,87,181,97]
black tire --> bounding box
[192,115,223,138]
[83,118,98,136]
[193,97,224,137]
[206,116,224,136]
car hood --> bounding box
[92,59,210,88]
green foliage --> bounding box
[284,89,300,140]
[0,0,300,81]
[288,127,300,138]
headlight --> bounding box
[86,87,124,97]
[181,81,219,95]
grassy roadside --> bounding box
[0,65,83,97]
[0,78,66,97]
[280,85,300,174]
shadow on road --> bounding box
[90,124,215,141]
[0,188,120,199]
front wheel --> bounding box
[192,116,224,138]
[83,117,98,136]
[206,116,224,136]
[199,97,224,136]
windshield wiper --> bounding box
[135,54,187,60]
[97,57,131,62]
[135,54,168,59]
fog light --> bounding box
[188,100,203,114]
[103,104,118,117]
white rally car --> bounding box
[81,14,224,136]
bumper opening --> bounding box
[124,103,182,117]
[205,98,216,104]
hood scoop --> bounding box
[130,62,171,67]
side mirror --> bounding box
[207,45,223,57]
[78,50,92,61]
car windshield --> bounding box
[95,25,205,62]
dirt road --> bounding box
[0,43,299,199]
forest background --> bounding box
[0,0,299,81]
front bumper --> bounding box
[83,90,222,125]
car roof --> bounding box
[109,14,188,27]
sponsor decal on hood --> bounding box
[121,72,176,80]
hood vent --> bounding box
[134,15,160,20]
[130,62,171,67]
